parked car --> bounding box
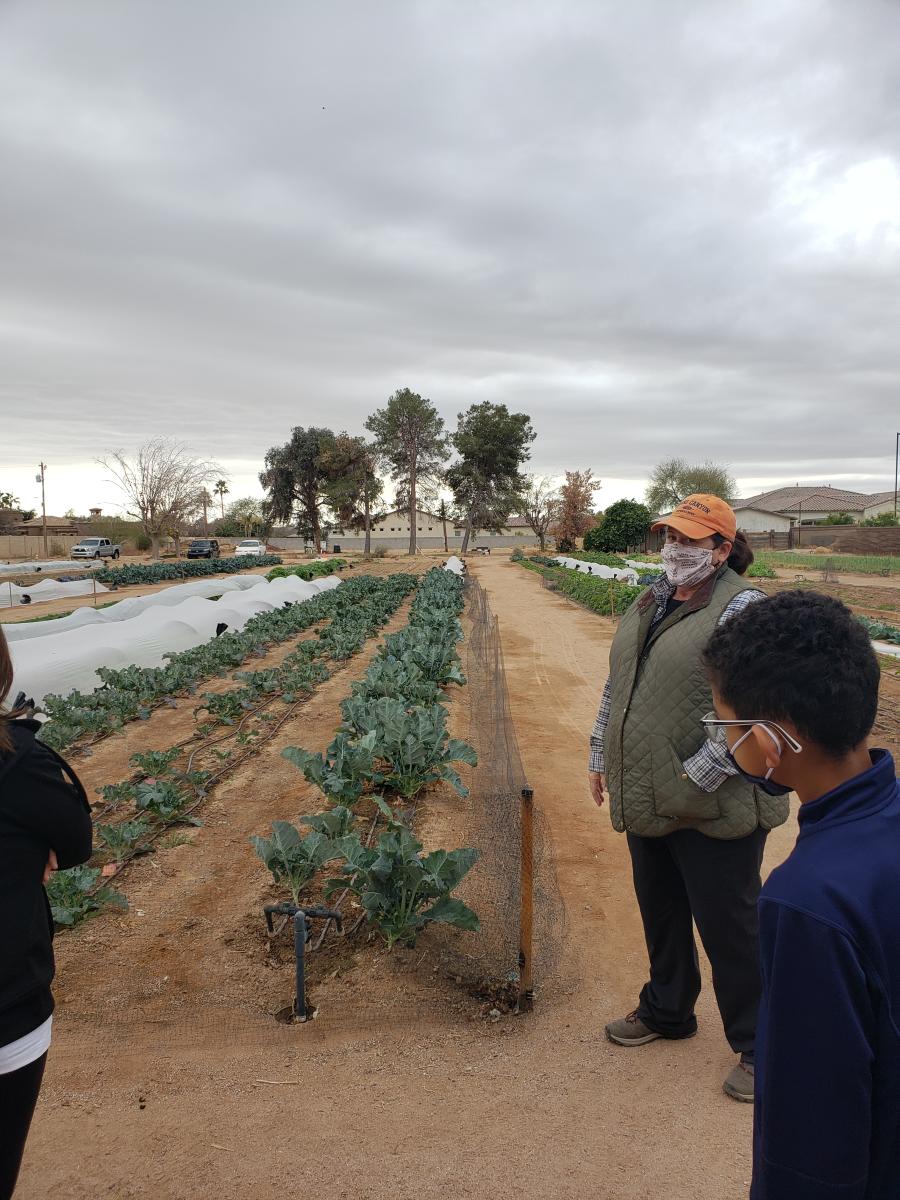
[71,537,122,560]
[235,539,267,557]
[187,538,220,559]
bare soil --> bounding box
[18,556,897,1199]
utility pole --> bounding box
[894,431,899,521]
[35,463,48,556]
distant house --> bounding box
[13,515,83,535]
[863,491,899,521]
[730,504,794,534]
[0,508,25,532]
[739,486,895,525]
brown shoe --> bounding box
[605,1009,662,1047]
[723,1055,755,1103]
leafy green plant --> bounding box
[340,697,477,797]
[282,733,379,805]
[857,615,900,645]
[45,865,128,927]
[325,799,479,948]
[96,819,151,857]
[95,779,138,809]
[747,561,777,579]
[130,747,182,776]
[134,779,196,823]
[302,805,356,838]
[251,819,347,904]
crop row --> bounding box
[267,560,346,582]
[94,553,283,586]
[516,556,643,616]
[254,568,481,949]
[857,615,900,646]
[39,583,359,751]
[45,573,418,926]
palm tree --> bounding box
[214,479,229,519]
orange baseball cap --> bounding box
[651,494,737,541]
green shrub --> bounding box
[747,561,777,579]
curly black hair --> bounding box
[704,590,880,757]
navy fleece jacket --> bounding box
[752,750,900,1200]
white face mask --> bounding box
[662,541,715,588]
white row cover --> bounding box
[625,559,662,573]
[554,556,640,585]
[0,577,110,610]
[0,559,101,576]
[442,556,466,576]
[8,574,341,707]
[2,573,263,640]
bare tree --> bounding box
[100,439,221,559]
[521,475,561,551]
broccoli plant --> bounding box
[325,799,479,948]
[130,747,182,777]
[251,817,350,904]
[282,732,378,805]
[339,698,477,798]
[45,865,128,927]
[96,818,151,857]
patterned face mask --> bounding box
[661,541,715,588]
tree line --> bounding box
[84,416,795,560]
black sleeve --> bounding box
[5,742,93,869]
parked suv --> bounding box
[187,539,220,559]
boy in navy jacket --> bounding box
[703,589,899,1200]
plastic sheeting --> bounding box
[8,574,340,707]
[553,556,639,585]
[0,577,110,610]
[2,574,264,641]
[442,556,466,576]
[0,560,100,576]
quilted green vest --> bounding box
[605,566,790,840]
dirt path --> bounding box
[21,558,805,1200]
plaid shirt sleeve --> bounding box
[588,675,612,774]
[681,589,766,791]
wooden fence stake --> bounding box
[518,786,534,1012]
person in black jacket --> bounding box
[0,627,93,1199]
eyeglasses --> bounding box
[700,713,803,754]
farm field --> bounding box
[16,554,899,1199]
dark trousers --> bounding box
[627,828,767,1054]
[0,1052,47,1200]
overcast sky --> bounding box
[2,0,900,517]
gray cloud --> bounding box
[2,0,900,505]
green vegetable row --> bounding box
[266,559,347,582]
[95,553,283,586]
[255,568,481,949]
[516,557,643,616]
[45,574,418,927]
[857,615,900,646]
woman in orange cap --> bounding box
[588,495,789,1102]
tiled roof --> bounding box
[739,486,873,513]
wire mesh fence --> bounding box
[435,576,566,1005]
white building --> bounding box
[272,509,541,552]
[730,505,794,533]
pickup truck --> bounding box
[71,537,122,560]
